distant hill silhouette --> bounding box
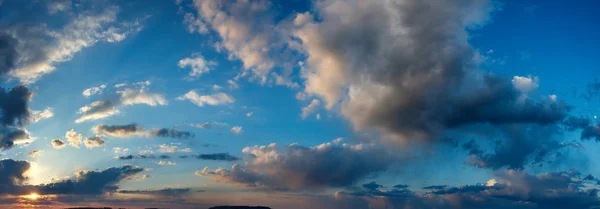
[209,206,271,209]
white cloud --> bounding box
[177,91,234,107]
[301,99,320,119]
[512,75,539,93]
[227,80,239,89]
[118,88,168,106]
[9,7,144,84]
[65,129,84,148]
[30,108,54,123]
[158,144,178,153]
[157,160,176,166]
[75,100,120,123]
[246,112,254,117]
[231,126,243,135]
[82,84,107,97]
[178,54,216,78]
[212,84,222,90]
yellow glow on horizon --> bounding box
[24,193,40,200]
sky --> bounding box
[0,0,599,208]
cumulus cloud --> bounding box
[36,165,145,195]
[149,128,195,139]
[512,75,539,93]
[156,160,176,166]
[187,0,293,83]
[177,91,234,107]
[230,126,243,135]
[197,142,392,190]
[82,84,107,97]
[300,99,320,119]
[84,136,105,149]
[178,54,217,78]
[286,0,569,148]
[51,139,66,149]
[0,85,32,126]
[65,129,84,148]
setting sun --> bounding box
[25,193,40,200]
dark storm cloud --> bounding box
[0,85,32,127]
[582,123,600,141]
[36,165,145,194]
[118,187,191,195]
[337,169,600,209]
[0,128,31,150]
[0,32,18,77]
[198,143,393,190]
[0,159,30,193]
[459,121,588,170]
[149,128,194,139]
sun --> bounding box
[25,193,40,200]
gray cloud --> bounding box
[35,165,145,195]
[197,142,393,190]
[0,159,29,193]
[118,187,191,196]
[0,85,32,127]
[337,169,600,209]
[84,136,105,149]
[193,153,239,161]
[0,32,18,77]
[0,128,31,150]
[94,123,195,139]
[51,139,66,149]
[149,128,194,139]
[582,123,600,141]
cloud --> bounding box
[512,75,539,93]
[93,123,146,138]
[3,6,144,84]
[0,159,30,193]
[187,0,292,83]
[118,153,238,162]
[158,144,179,153]
[76,85,167,123]
[117,88,167,106]
[30,108,54,123]
[82,84,107,97]
[300,99,320,119]
[197,142,392,190]
[0,128,32,150]
[118,187,191,196]
[177,91,234,107]
[0,85,32,126]
[93,123,194,139]
[246,112,254,117]
[230,126,243,135]
[149,128,195,139]
[75,100,120,123]
[51,139,66,149]
[336,169,600,209]
[0,33,18,77]
[36,165,145,195]
[65,129,84,148]
[582,123,600,141]
[178,54,217,78]
[289,0,568,146]
[193,153,239,161]
[28,149,41,158]
[84,136,105,149]
[156,161,176,166]
[192,122,211,129]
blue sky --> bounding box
[0,0,599,208]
